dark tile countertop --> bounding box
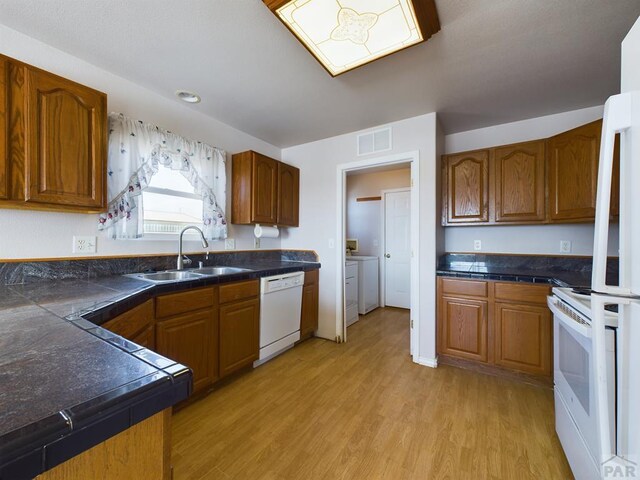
[0,259,320,479]
[436,253,619,288]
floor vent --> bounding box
[357,127,392,156]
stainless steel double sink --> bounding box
[126,266,251,284]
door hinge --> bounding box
[411,178,414,187]
[410,319,414,328]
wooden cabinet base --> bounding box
[36,409,171,480]
[437,277,552,381]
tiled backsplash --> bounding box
[438,253,619,283]
[0,250,318,285]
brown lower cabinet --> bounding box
[439,296,489,362]
[102,299,155,350]
[437,277,552,377]
[219,282,260,379]
[36,410,171,480]
[300,269,319,340]
[103,272,320,400]
[155,286,219,395]
[103,280,259,397]
[156,307,219,394]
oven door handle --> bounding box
[547,296,591,338]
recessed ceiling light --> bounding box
[175,90,201,103]
[264,0,441,77]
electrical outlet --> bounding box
[224,238,236,250]
[73,236,96,254]
[254,237,261,249]
[473,240,482,251]
[560,240,572,253]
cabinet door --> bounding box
[300,271,319,338]
[0,56,7,200]
[494,302,551,376]
[439,296,488,362]
[24,67,106,209]
[277,162,299,227]
[494,141,545,222]
[102,300,155,350]
[547,120,601,222]
[251,152,278,224]
[444,150,489,224]
[219,298,260,378]
[156,309,218,394]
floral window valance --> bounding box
[98,113,227,240]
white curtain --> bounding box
[98,113,228,240]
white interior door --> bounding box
[384,190,411,309]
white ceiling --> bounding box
[0,0,639,148]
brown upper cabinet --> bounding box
[442,150,489,224]
[494,140,545,223]
[277,161,300,227]
[547,120,601,222]
[442,119,619,226]
[0,54,107,212]
[232,150,299,227]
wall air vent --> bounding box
[357,127,392,156]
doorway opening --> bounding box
[336,151,420,362]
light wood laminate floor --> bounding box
[172,307,573,479]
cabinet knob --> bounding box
[385,254,391,258]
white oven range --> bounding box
[548,288,618,480]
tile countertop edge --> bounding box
[436,269,572,287]
[0,261,321,478]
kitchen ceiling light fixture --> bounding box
[263,0,440,76]
[175,90,201,103]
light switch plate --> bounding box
[225,238,236,250]
[73,236,96,254]
[473,240,482,251]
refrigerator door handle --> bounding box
[593,92,633,296]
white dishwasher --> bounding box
[255,271,304,367]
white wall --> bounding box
[444,105,620,256]
[346,167,411,257]
[281,113,442,364]
[622,16,640,93]
[0,25,283,259]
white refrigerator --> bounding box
[591,13,640,476]
[548,15,640,480]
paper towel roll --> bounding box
[254,224,279,239]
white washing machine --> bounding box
[348,256,379,315]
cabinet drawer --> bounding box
[219,280,259,304]
[494,282,550,305]
[441,278,487,298]
[156,286,216,319]
[103,300,154,340]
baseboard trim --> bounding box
[416,356,438,368]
